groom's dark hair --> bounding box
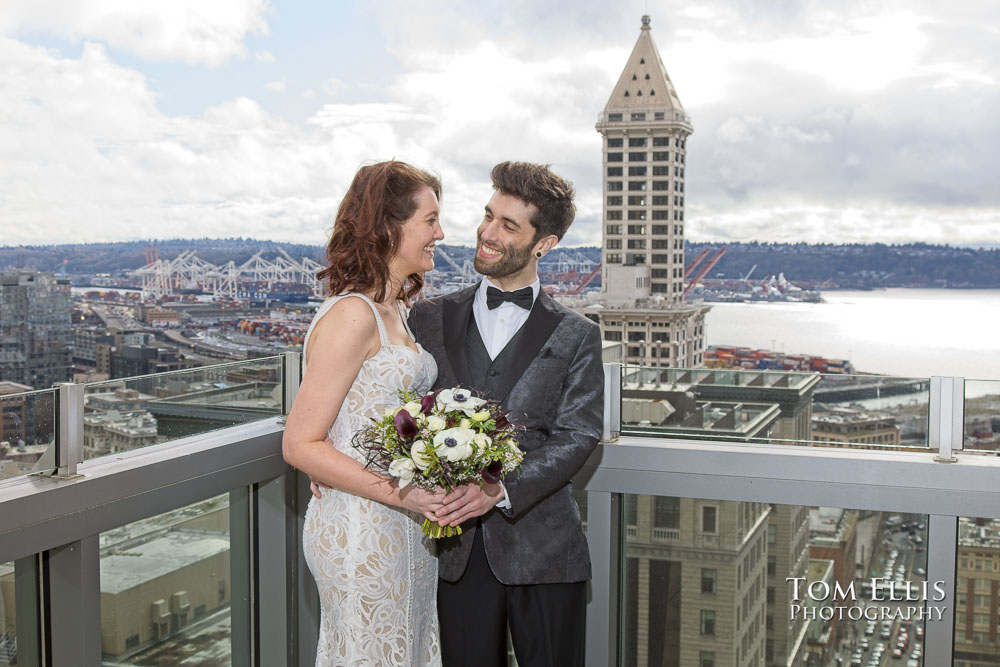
[491,162,576,241]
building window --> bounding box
[628,151,647,161]
[627,239,646,249]
[608,113,622,122]
[702,505,718,533]
[607,152,623,162]
[652,181,670,191]
[627,346,641,356]
[626,253,645,264]
[768,524,777,544]
[628,166,647,176]
[627,224,646,234]
[607,182,623,191]
[654,111,665,120]
[606,239,622,249]
[607,138,623,147]
[607,166,623,176]
[702,568,717,594]
[700,610,716,636]
[627,196,646,206]
[767,586,776,604]
[607,196,623,206]
[651,282,668,293]
[652,166,670,176]
[651,210,670,220]
[653,137,670,146]
[628,181,647,191]
[631,112,646,121]
[768,555,776,576]
[629,137,647,147]
[627,211,646,220]
[652,331,670,342]
[627,332,644,342]
[606,224,621,235]
[607,210,622,220]
[652,239,669,249]
[651,225,669,234]
[653,151,670,161]
[651,254,669,263]
[604,330,622,342]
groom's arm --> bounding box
[438,323,603,525]
[500,324,603,518]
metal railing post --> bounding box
[54,382,84,478]
[603,363,622,442]
[280,351,303,421]
[929,376,964,462]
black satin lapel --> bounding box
[443,291,475,388]
[493,293,564,402]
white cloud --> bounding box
[0,36,438,245]
[0,0,270,66]
[264,79,285,92]
[254,49,275,63]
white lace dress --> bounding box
[301,293,441,666]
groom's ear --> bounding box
[533,234,559,258]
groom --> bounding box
[408,161,604,667]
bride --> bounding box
[282,161,446,666]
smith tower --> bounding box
[596,16,708,368]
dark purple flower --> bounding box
[420,389,441,415]
[481,461,503,483]
[393,409,418,441]
[495,412,510,430]
[444,437,458,448]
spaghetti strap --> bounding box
[399,302,416,341]
[338,293,390,348]
[302,293,389,361]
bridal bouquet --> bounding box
[352,387,523,538]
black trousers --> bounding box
[437,528,587,667]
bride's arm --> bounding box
[282,298,445,518]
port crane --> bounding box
[683,247,726,298]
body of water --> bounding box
[705,289,1000,381]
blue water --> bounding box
[705,289,1000,381]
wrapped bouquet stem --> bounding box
[353,387,523,538]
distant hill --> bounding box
[685,242,1000,289]
[0,239,997,288]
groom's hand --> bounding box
[438,482,503,527]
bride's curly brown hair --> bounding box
[318,161,441,303]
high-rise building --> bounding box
[0,270,72,389]
[595,16,709,368]
[955,517,1000,664]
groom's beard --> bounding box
[474,237,534,279]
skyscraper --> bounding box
[596,16,709,368]
[0,270,72,389]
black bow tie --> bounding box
[486,286,534,310]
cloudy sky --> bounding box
[2,0,998,248]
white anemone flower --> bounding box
[432,426,476,462]
[436,388,486,415]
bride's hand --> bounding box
[397,485,448,522]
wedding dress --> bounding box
[301,293,441,666]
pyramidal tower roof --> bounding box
[603,15,686,117]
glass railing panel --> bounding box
[0,387,58,482]
[99,493,234,664]
[954,516,1000,665]
[82,356,283,460]
[621,366,930,450]
[963,380,1000,454]
[0,561,16,665]
[619,495,931,667]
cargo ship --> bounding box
[705,345,854,374]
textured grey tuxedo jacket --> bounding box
[408,283,604,585]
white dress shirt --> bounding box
[472,278,540,360]
[471,277,539,510]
